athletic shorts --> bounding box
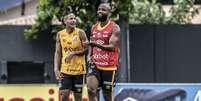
[59,73,84,93]
[87,63,117,92]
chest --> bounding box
[61,34,81,48]
[92,29,112,41]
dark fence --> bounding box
[129,24,201,83]
[1,25,201,84]
[0,25,56,83]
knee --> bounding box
[59,89,71,101]
[87,75,99,97]
[59,89,70,98]
[88,86,97,97]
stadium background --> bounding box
[1,0,201,100]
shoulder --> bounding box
[91,22,99,30]
[58,29,65,33]
[56,32,60,41]
[78,28,85,34]
[58,29,66,36]
[78,28,87,39]
[91,25,95,29]
[112,22,120,33]
[56,31,61,37]
[56,29,66,40]
[78,28,86,37]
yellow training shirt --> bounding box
[59,28,86,75]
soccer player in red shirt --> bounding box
[86,3,120,101]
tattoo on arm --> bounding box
[73,29,89,55]
[109,24,120,48]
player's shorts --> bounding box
[87,63,117,92]
[59,73,84,93]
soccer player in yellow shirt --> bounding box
[54,12,88,101]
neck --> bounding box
[66,26,75,34]
[99,20,109,27]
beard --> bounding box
[97,15,107,22]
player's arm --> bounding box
[90,24,120,51]
[65,30,89,63]
[54,32,62,80]
[87,25,94,63]
[73,29,89,55]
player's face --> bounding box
[64,13,77,28]
[97,4,109,22]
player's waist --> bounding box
[96,66,117,71]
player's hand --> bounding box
[65,52,75,63]
[54,69,61,80]
[89,41,97,46]
[83,41,96,46]
[82,41,89,47]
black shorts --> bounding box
[87,63,117,92]
[59,73,84,93]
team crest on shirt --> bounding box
[72,36,78,43]
[97,32,102,38]
[63,39,66,42]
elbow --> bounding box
[109,48,115,51]
[108,45,115,51]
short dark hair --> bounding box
[62,12,74,25]
[99,3,111,12]
[63,12,74,20]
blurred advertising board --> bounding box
[1,83,201,101]
[0,84,59,101]
[113,83,201,101]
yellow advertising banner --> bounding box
[0,84,59,101]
